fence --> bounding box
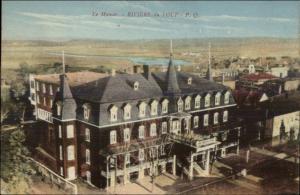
[28,157,78,194]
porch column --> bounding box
[110,171,115,187]
[138,163,144,180]
[172,155,176,176]
[123,155,129,185]
[189,154,194,180]
[204,150,210,175]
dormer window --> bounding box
[185,96,191,110]
[123,104,131,120]
[188,77,192,85]
[134,81,139,90]
[177,97,183,112]
[83,103,91,120]
[195,95,201,109]
[150,100,158,116]
[161,99,169,114]
[56,101,62,116]
[109,105,118,122]
[224,91,230,104]
[205,93,211,108]
[138,102,147,118]
[215,92,221,106]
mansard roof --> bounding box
[152,71,228,95]
[72,73,163,103]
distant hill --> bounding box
[2,37,299,69]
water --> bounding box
[47,52,190,66]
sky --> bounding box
[2,1,299,40]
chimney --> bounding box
[143,65,151,79]
[111,69,116,76]
[133,65,142,74]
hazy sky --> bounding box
[2,1,299,40]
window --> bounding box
[86,171,91,184]
[123,104,131,120]
[150,100,158,116]
[110,130,117,144]
[205,94,211,107]
[161,99,169,114]
[188,77,192,85]
[193,116,199,128]
[36,82,40,91]
[214,112,219,124]
[224,91,230,104]
[42,83,46,93]
[125,153,130,164]
[60,167,63,176]
[49,85,53,95]
[177,98,183,112]
[58,125,62,138]
[124,128,130,142]
[223,111,228,122]
[162,122,168,134]
[139,102,146,118]
[138,125,145,139]
[86,149,90,164]
[67,166,76,180]
[134,81,139,90]
[185,96,191,110]
[59,145,63,160]
[110,105,118,122]
[139,149,144,161]
[83,104,91,120]
[57,102,62,116]
[66,125,74,138]
[50,99,53,108]
[85,128,90,142]
[204,114,209,126]
[37,95,40,104]
[150,123,157,137]
[160,145,166,155]
[67,145,75,161]
[195,95,201,109]
[172,120,180,134]
[215,92,221,106]
[43,97,46,106]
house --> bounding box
[26,44,241,189]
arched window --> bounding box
[123,104,131,120]
[195,95,201,109]
[150,123,157,137]
[124,128,130,142]
[134,81,139,90]
[205,94,211,107]
[215,92,221,106]
[85,128,90,142]
[214,112,219,124]
[67,145,75,161]
[56,101,62,116]
[83,103,91,120]
[138,125,145,139]
[223,111,228,122]
[193,116,199,128]
[177,98,183,112]
[161,99,169,114]
[187,77,192,85]
[110,105,118,122]
[203,114,209,126]
[224,91,230,104]
[150,100,158,116]
[138,102,147,118]
[86,149,90,165]
[185,96,191,110]
[110,130,117,144]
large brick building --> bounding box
[27,45,241,188]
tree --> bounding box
[0,128,36,194]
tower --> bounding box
[166,40,181,95]
[206,42,213,81]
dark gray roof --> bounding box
[72,73,163,103]
[166,54,181,95]
[152,71,228,95]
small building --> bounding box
[269,66,289,78]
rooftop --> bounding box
[241,73,278,82]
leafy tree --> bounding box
[0,128,36,194]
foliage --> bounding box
[0,128,36,194]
